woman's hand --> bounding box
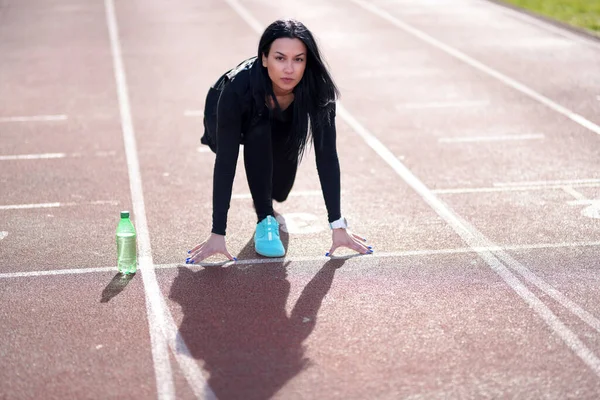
[326,229,373,257]
[186,233,236,264]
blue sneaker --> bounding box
[254,215,285,257]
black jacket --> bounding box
[202,57,341,235]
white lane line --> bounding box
[0,201,118,211]
[434,179,600,195]
[184,109,203,117]
[0,153,66,161]
[0,115,68,123]
[438,134,545,143]
[223,0,263,34]
[582,206,600,219]
[338,102,600,376]
[351,0,600,137]
[104,0,175,398]
[562,186,588,201]
[561,188,600,219]
[158,295,217,400]
[396,100,489,109]
[0,202,64,210]
[495,178,600,187]
[567,200,600,206]
[433,183,600,194]
[495,250,600,334]
[232,190,323,200]
[3,239,600,279]
[0,151,116,161]
[225,0,600,376]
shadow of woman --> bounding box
[168,257,345,400]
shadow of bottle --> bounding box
[168,256,345,400]
[100,272,135,303]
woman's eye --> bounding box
[276,56,284,61]
[295,58,304,62]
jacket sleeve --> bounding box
[211,83,243,236]
[313,104,342,224]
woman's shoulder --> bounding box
[225,57,259,89]
[221,57,265,112]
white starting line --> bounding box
[2,239,600,279]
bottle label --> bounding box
[117,233,137,273]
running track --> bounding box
[1,0,600,398]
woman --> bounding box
[187,19,373,263]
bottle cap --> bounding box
[120,211,130,218]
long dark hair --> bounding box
[257,19,340,160]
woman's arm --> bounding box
[313,105,342,224]
[187,83,244,264]
[211,83,244,236]
[314,104,372,256]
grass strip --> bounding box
[500,0,600,35]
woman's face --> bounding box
[262,38,307,96]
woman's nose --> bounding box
[284,61,293,73]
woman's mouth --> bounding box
[281,78,294,84]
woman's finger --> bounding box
[353,236,372,248]
[222,249,237,261]
[188,247,204,260]
[188,248,214,264]
[326,244,340,257]
[350,237,372,254]
[187,251,202,264]
[351,232,367,242]
[354,243,370,254]
[188,241,207,254]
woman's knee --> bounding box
[272,171,296,202]
[272,190,290,203]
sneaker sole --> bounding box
[254,245,285,258]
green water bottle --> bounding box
[116,211,137,274]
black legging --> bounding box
[243,116,298,223]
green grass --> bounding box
[501,0,600,35]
